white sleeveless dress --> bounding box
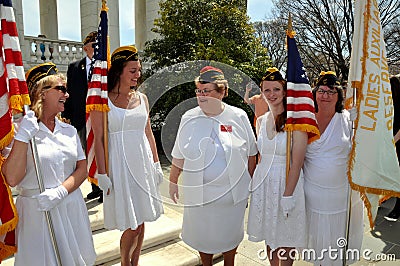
[303,111,363,266]
[103,92,163,230]
[247,113,307,250]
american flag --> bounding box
[86,3,110,184]
[0,0,30,261]
[284,22,319,143]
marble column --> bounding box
[39,0,58,39]
[80,0,100,42]
[13,0,29,65]
[135,0,146,51]
[80,0,120,52]
[145,0,159,45]
[107,0,120,52]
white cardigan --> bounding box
[172,104,258,206]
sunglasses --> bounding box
[44,85,68,94]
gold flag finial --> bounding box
[286,13,296,38]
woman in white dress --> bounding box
[303,71,363,266]
[247,67,309,266]
[90,46,164,266]
[169,66,257,266]
[2,63,96,265]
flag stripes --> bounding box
[285,27,319,143]
[86,5,109,184]
[0,0,29,261]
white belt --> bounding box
[19,188,41,197]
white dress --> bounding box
[14,119,96,266]
[104,92,163,230]
[171,104,258,254]
[303,111,364,266]
[247,113,307,250]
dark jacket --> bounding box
[63,57,88,132]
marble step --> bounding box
[2,200,183,266]
[94,212,182,265]
[103,239,225,266]
[103,240,200,266]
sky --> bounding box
[21,0,273,45]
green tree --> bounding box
[142,0,271,139]
[144,0,269,76]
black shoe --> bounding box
[87,190,102,200]
[384,209,400,222]
[97,194,103,203]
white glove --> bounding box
[349,107,357,121]
[33,185,68,211]
[15,110,39,143]
[281,196,295,218]
[154,161,164,185]
[96,173,112,192]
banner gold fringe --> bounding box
[0,125,14,151]
[86,104,110,113]
[87,176,99,186]
[284,124,320,144]
[21,94,31,106]
[9,95,22,112]
[0,155,18,261]
[0,242,17,263]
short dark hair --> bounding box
[312,85,344,113]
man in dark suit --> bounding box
[63,31,103,202]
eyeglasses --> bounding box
[195,89,216,94]
[44,85,68,94]
[316,88,337,96]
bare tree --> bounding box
[253,19,287,70]
[260,0,400,80]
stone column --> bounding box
[80,0,120,51]
[39,0,58,39]
[13,0,29,65]
[135,0,146,51]
[80,0,100,42]
[107,0,120,52]
[146,0,160,45]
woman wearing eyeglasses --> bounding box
[169,66,257,266]
[2,63,96,265]
[303,71,363,266]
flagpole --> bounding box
[23,105,62,266]
[342,85,356,266]
[104,0,109,176]
[286,132,292,183]
[103,111,109,196]
[285,13,293,184]
[103,0,110,194]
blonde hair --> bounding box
[30,73,66,120]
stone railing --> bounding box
[22,36,85,73]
